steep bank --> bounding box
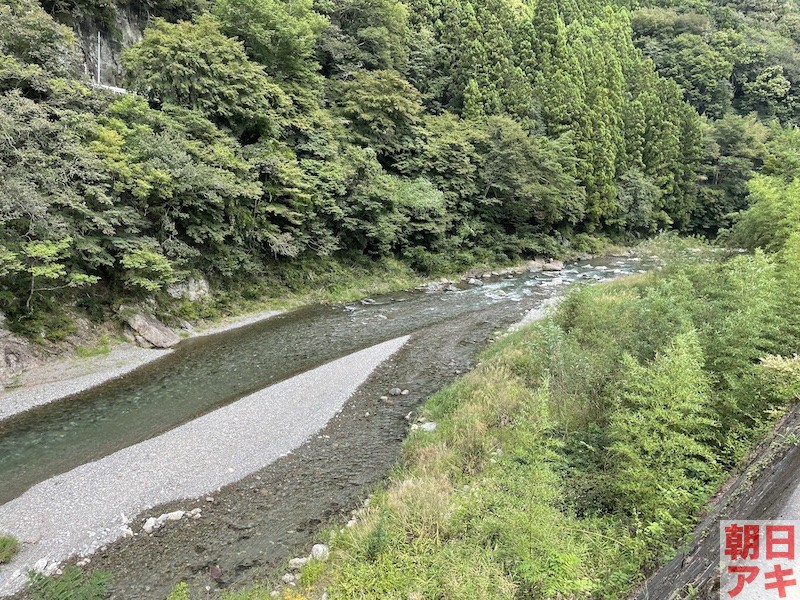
[634,404,800,599]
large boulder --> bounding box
[0,321,40,388]
[118,305,180,348]
[542,260,565,271]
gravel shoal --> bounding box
[0,310,283,424]
[0,335,408,597]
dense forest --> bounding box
[1,0,799,334]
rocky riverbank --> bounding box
[0,255,582,424]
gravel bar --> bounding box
[0,335,408,596]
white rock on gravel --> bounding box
[311,544,330,561]
[142,517,159,534]
[0,336,409,597]
[288,557,308,570]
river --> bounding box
[0,255,650,598]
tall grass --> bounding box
[0,534,19,564]
[28,566,111,600]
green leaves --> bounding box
[609,331,719,538]
[120,248,175,292]
[213,0,326,83]
[336,69,422,163]
[122,16,291,138]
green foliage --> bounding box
[608,332,720,540]
[122,16,290,137]
[725,175,800,252]
[693,113,768,235]
[316,0,409,77]
[0,0,77,80]
[28,566,111,600]
[632,2,800,124]
[1,0,795,340]
[165,582,190,600]
[0,534,19,564]
[213,0,326,83]
[120,248,175,292]
[336,69,422,162]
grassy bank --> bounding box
[217,238,800,599]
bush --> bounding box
[0,534,19,564]
[28,566,111,600]
[608,332,720,542]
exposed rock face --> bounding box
[73,5,147,87]
[118,306,180,348]
[166,277,211,302]
[0,322,40,388]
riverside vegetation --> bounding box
[2,0,800,337]
[220,234,800,595]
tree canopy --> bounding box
[1,0,798,334]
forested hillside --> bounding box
[1,0,798,335]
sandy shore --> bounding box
[0,309,282,424]
[0,336,409,597]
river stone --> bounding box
[421,422,437,432]
[389,387,402,396]
[288,557,308,570]
[142,517,159,534]
[542,260,564,271]
[311,543,330,561]
[119,305,180,348]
